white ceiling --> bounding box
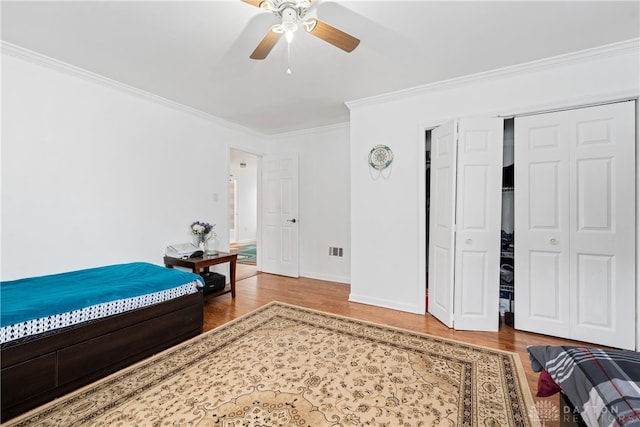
[2,0,638,134]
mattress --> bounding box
[1,262,202,344]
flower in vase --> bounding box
[190,221,216,244]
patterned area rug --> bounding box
[232,243,256,265]
[5,302,539,426]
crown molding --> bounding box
[346,38,640,110]
[0,41,265,138]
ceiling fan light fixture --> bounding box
[285,29,294,43]
[282,21,298,33]
[244,0,360,59]
[271,6,298,42]
[271,22,298,34]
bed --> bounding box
[527,345,640,426]
[0,262,204,422]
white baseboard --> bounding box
[300,271,350,284]
[348,293,423,315]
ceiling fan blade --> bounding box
[306,19,360,52]
[250,30,281,59]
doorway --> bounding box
[229,149,259,279]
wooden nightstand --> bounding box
[164,252,238,298]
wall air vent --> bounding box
[329,247,344,257]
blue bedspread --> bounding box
[1,262,202,327]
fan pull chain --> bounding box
[286,31,293,75]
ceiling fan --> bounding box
[241,0,360,60]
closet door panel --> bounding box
[568,101,635,349]
[516,101,635,350]
[576,158,613,231]
[457,165,490,319]
[529,162,561,230]
[453,118,503,331]
[528,251,562,320]
[458,251,487,316]
[461,165,488,229]
[515,114,571,338]
[576,254,613,328]
[428,121,457,328]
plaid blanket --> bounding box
[528,346,640,426]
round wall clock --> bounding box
[368,145,394,170]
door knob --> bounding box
[465,238,472,244]
[287,218,297,223]
[549,238,558,245]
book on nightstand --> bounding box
[165,243,200,258]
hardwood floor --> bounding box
[203,272,591,426]
[235,262,258,281]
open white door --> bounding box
[428,121,457,327]
[261,153,299,277]
[453,118,504,331]
[428,118,504,331]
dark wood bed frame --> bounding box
[0,289,204,422]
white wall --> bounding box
[5,38,636,319]
[347,40,640,314]
[1,44,351,286]
[269,124,350,283]
[1,47,263,280]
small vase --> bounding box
[205,235,219,256]
[193,234,206,252]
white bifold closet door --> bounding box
[514,101,636,350]
[429,118,504,331]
